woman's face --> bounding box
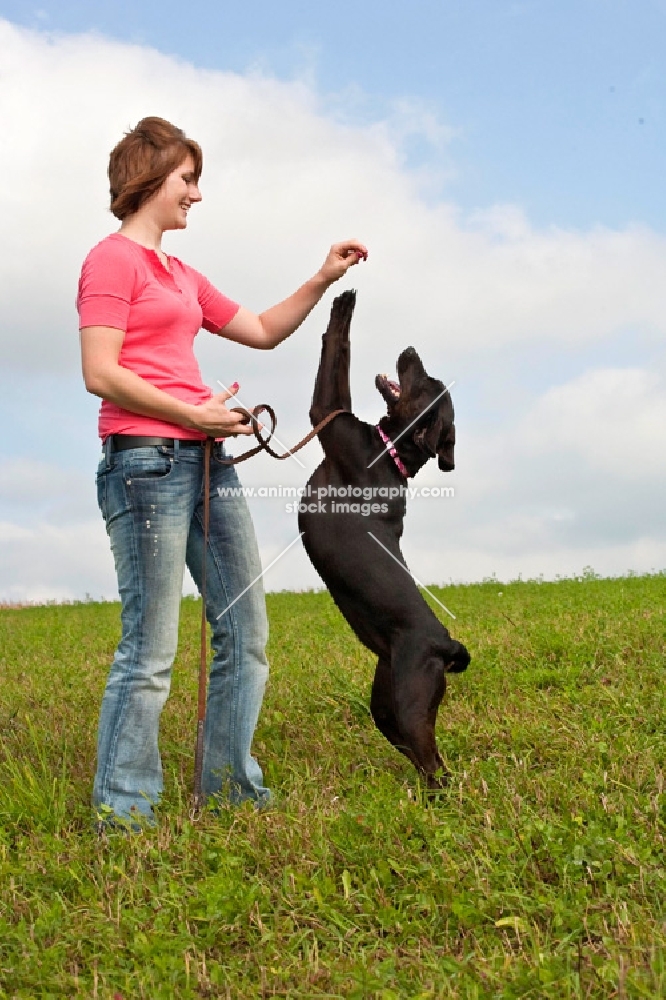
[150,154,202,231]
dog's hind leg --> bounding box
[370,656,419,766]
[393,653,448,788]
[309,290,356,425]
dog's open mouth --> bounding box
[375,373,401,406]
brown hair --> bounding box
[108,117,203,220]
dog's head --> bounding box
[375,347,455,473]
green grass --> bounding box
[1,572,665,998]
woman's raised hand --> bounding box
[318,240,369,284]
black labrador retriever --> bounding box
[298,290,470,788]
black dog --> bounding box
[298,290,470,788]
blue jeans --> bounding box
[94,440,270,822]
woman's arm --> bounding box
[80,326,253,437]
[218,239,368,350]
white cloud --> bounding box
[1,16,665,378]
[520,367,666,477]
[0,519,116,603]
[0,18,664,600]
[400,535,666,589]
[399,363,666,582]
[0,456,99,524]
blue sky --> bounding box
[3,0,664,230]
[0,1,664,600]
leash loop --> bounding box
[219,405,348,464]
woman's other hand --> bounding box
[189,385,257,438]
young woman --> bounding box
[78,116,367,825]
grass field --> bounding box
[1,572,665,998]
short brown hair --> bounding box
[108,117,203,220]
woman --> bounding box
[78,116,367,825]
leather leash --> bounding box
[192,406,348,809]
[193,436,212,809]
[219,404,348,465]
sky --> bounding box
[0,0,665,601]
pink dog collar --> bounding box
[376,425,409,478]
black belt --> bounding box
[108,435,208,452]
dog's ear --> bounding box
[414,411,455,470]
[413,409,445,457]
[437,418,455,471]
[413,422,437,458]
[438,449,455,472]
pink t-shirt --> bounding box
[77,233,240,440]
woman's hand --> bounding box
[188,385,257,438]
[318,240,369,285]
